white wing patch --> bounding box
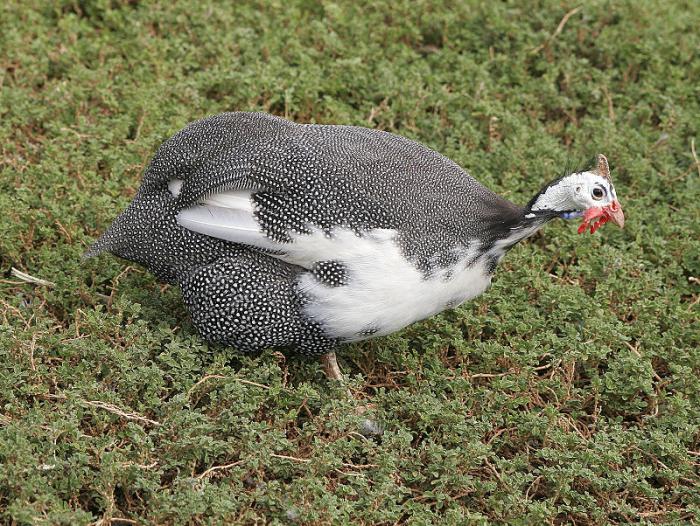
[202,190,254,212]
[174,183,382,267]
[174,183,279,251]
[176,204,277,249]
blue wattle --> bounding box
[560,211,584,220]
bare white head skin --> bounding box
[528,154,624,234]
[530,171,618,212]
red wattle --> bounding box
[578,206,606,235]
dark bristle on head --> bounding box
[562,155,596,178]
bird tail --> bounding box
[83,189,240,284]
[83,193,187,283]
[84,219,123,259]
[84,210,128,259]
[84,196,155,259]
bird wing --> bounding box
[159,112,523,271]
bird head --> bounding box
[527,154,624,234]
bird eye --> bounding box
[592,187,605,200]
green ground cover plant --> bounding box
[1,1,698,524]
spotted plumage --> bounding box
[311,261,349,288]
[88,112,624,356]
[180,254,334,354]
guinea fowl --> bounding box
[87,112,624,381]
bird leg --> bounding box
[320,351,344,382]
[319,351,382,435]
[320,352,353,398]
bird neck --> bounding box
[490,210,556,253]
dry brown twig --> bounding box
[187,374,280,406]
[10,267,55,287]
[237,378,273,390]
[80,400,161,427]
[196,460,245,480]
[270,453,311,463]
[270,453,378,470]
[187,374,226,399]
[530,6,583,55]
[691,138,700,178]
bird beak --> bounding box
[606,200,625,228]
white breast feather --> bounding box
[295,229,492,341]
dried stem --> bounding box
[691,138,700,178]
[10,267,55,287]
[197,460,245,480]
[80,400,161,427]
[530,6,582,55]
